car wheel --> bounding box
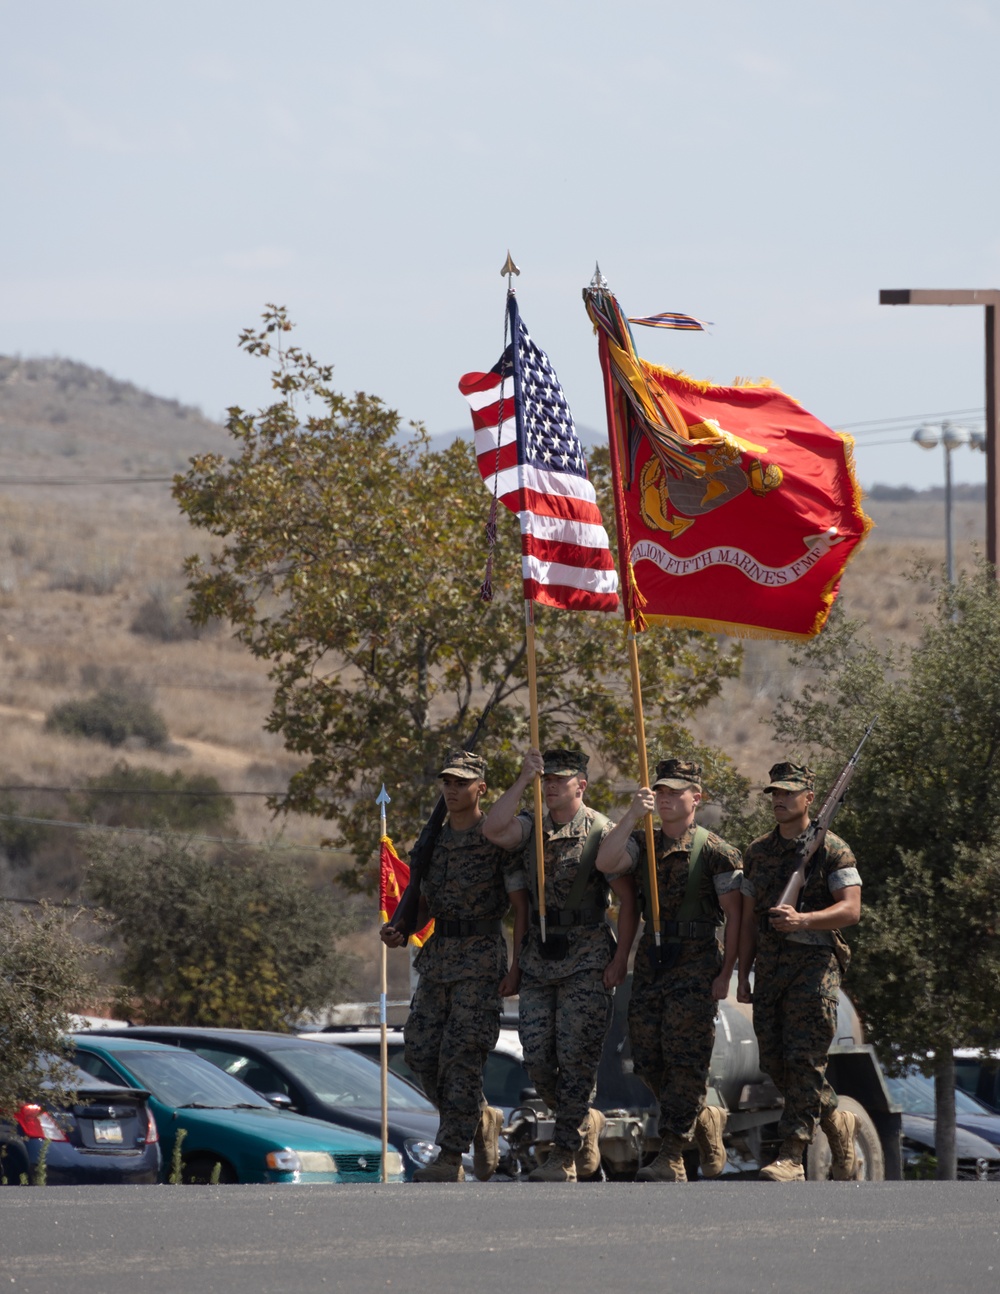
[806,1096,885,1181]
[182,1154,237,1185]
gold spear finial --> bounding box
[501,251,520,278]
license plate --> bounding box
[93,1120,123,1144]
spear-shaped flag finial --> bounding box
[376,783,390,835]
[590,261,608,292]
[501,250,520,280]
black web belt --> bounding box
[530,908,606,929]
[659,919,717,938]
[434,917,502,938]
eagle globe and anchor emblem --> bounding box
[637,417,784,538]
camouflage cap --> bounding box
[438,749,487,780]
[652,758,702,790]
[764,761,814,793]
[542,748,589,777]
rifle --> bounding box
[773,717,877,911]
[387,690,502,939]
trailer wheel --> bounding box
[806,1096,884,1181]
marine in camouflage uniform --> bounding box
[381,750,528,1182]
[596,758,742,1182]
[483,747,636,1182]
[737,761,863,1182]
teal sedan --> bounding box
[71,1034,403,1185]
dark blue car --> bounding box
[0,1063,160,1186]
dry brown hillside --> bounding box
[0,355,987,1000]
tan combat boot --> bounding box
[635,1133,688,1182]
[472,1106,503,1181]
[413,1149,465,1182]
[694,1105,728,1178]
[759,1140,806,1181]
[575,1108,606,1179]
[821,1107,858,1181]
[528,1145,578,1182]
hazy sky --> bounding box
[3,0,998,488]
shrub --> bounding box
[80,762,235,832]
[48,552,131,595]
[45,687,168,749]
[0,793,51,865]
[0,905,104,1116]
[129,583,207,642]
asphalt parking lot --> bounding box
[3,1181,1000,1294]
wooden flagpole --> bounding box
[591,273,662,950]
[525,601,547,942]
[499,252,547,942]
[376,784,391,1182]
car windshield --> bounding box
[270,1045,434,1112]
[886,1070,996,1117]
[89,1048,273,1110]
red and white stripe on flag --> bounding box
[459,317,619,614]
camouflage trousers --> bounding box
[628,947,719,1141]
[518,971,613,1152]
[404,974,502,1155]
[752,941,840,1143]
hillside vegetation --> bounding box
[0,355,988,999]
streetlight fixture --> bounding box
[912,421,985,583]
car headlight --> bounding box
[266,1149,302,1172]
[265,1149,338,1173]
[403,1138,437,1167]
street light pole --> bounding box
[880,288,1000,573]
[913,421,984,584]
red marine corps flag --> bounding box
[583,277,871,639]
[379,836,433,948]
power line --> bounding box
[0,475,174,486]
[0,783,283,799]
[836,406,983,431]
[0,811,345,854]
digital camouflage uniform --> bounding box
[404,817,526,1156]
[742,825,861,1144]
[622,823,742,1140]
[515,803,616,1153]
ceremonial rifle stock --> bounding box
[387,693,500,940]
[774,718,877,911]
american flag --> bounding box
[458,296,619,613]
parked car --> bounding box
[300,1024,534,1117]
[0,1061,160,1186]
[955,1049,1000,1113]
[883,1068,1000,1180]
[70,1034,403,1184]
[97,1027,449,1180]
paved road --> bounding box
[3,1182,999,1294]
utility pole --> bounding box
[879,288,1000,572]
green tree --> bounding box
[84,833,357,1029]
[0,904,103,1116]
[770,561,1000,1179]
[173,306,744,887]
